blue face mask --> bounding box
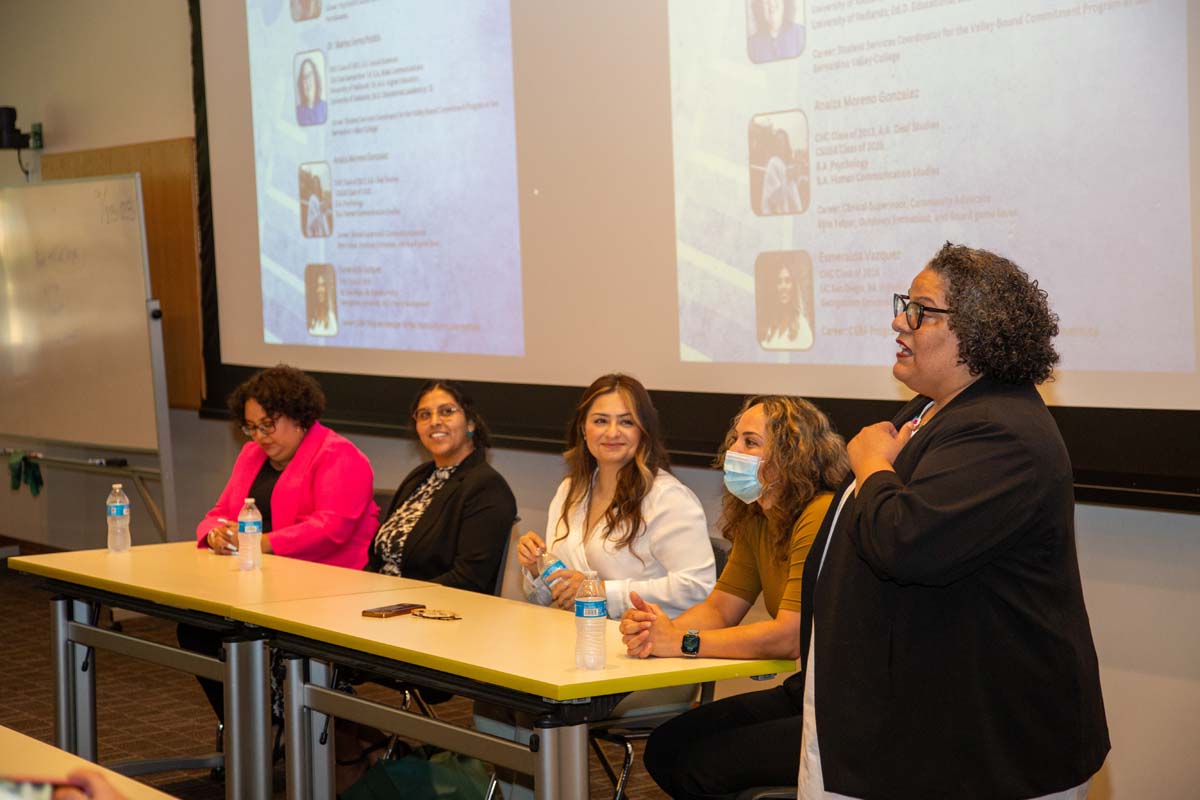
[723,450,764,504]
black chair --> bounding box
[587,536,732,800]
[735,789,795,799]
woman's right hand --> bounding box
[53,769,125,800]
[206,520,238,556]
[517,531,546,573]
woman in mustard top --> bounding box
[620,394,848,799]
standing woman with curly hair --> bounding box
[797,243,1109,799]
[622,395,848,799]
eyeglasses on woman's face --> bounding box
[893,293,953,331]
[414,404,462,425]
[241,418,278,438]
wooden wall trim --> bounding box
[42,138,204,410]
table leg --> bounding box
[69,599,98,762]
[284,656,308,800]
[50,598,74,753]
[224,636,271,800]
[307,659,335,800]
[532,721,589,800]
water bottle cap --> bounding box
[583,570,598,578]
[112,483,122,489]
[245,497,255,503]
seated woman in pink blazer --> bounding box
[195,365,378,567]
[180,364,378,725]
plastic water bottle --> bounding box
[105,483,131,552]
[528,549,567,606]
[574,571,607,670]
[237,498,263,571]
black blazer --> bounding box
[796,377,1109,799]
[365,448,517,594]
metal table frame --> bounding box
[43,581,273,800]
[274,632,626,800]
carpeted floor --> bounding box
[0,543,670,799]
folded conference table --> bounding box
[10,543,795,800]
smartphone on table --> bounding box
[361,602,425,618]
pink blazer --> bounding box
[195,422,379,569]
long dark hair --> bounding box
[554,374,670,553]
[305,266,337,330]
[763,261,803,343]
[297,57,322,107]
[408,379,493,452]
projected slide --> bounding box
[671,0,1193,372]
[245,0,523,355]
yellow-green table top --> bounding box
[8,541,421,618]
[9,543,795,702]
[242,584,795,701]
[0,725,176,799]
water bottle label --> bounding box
[539,559,566,585]
[238,520,262,534]
[575,599,607,618]
[106,504,129,517]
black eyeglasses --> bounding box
[241,418,278,437]
[893,294,953,330]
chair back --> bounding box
[373,488,394,519]
[497,522,526,601]
[711,535,731,579]
[492,518,519,597]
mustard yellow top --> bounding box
[714,492,833,616]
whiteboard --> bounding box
[0,175,161,450]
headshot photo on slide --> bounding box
[746,0,806,64]
[305,263,339,337]
[749,109,810,216]
[756,250,814,351]
[291,0,321,22]
[294,50,328,126]
[299,162,333,238]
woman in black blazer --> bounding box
[796,243,1108,799]
[365,380,516,594]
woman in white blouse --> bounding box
[480,373,715,800]
[516,372,714,618]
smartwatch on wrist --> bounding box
[681,629,701,658]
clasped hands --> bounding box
[516,531,598,611]
[619,591,679,659]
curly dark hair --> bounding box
[927,242,1060,385]
[716,395,848,559]
[228,364,326,430]
[408,379,493,452]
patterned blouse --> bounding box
[373,463,458,576]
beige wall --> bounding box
[1,2,1198,796]
[0,0,193,186]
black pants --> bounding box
[643,684,802,800]
[176,622,226,723]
